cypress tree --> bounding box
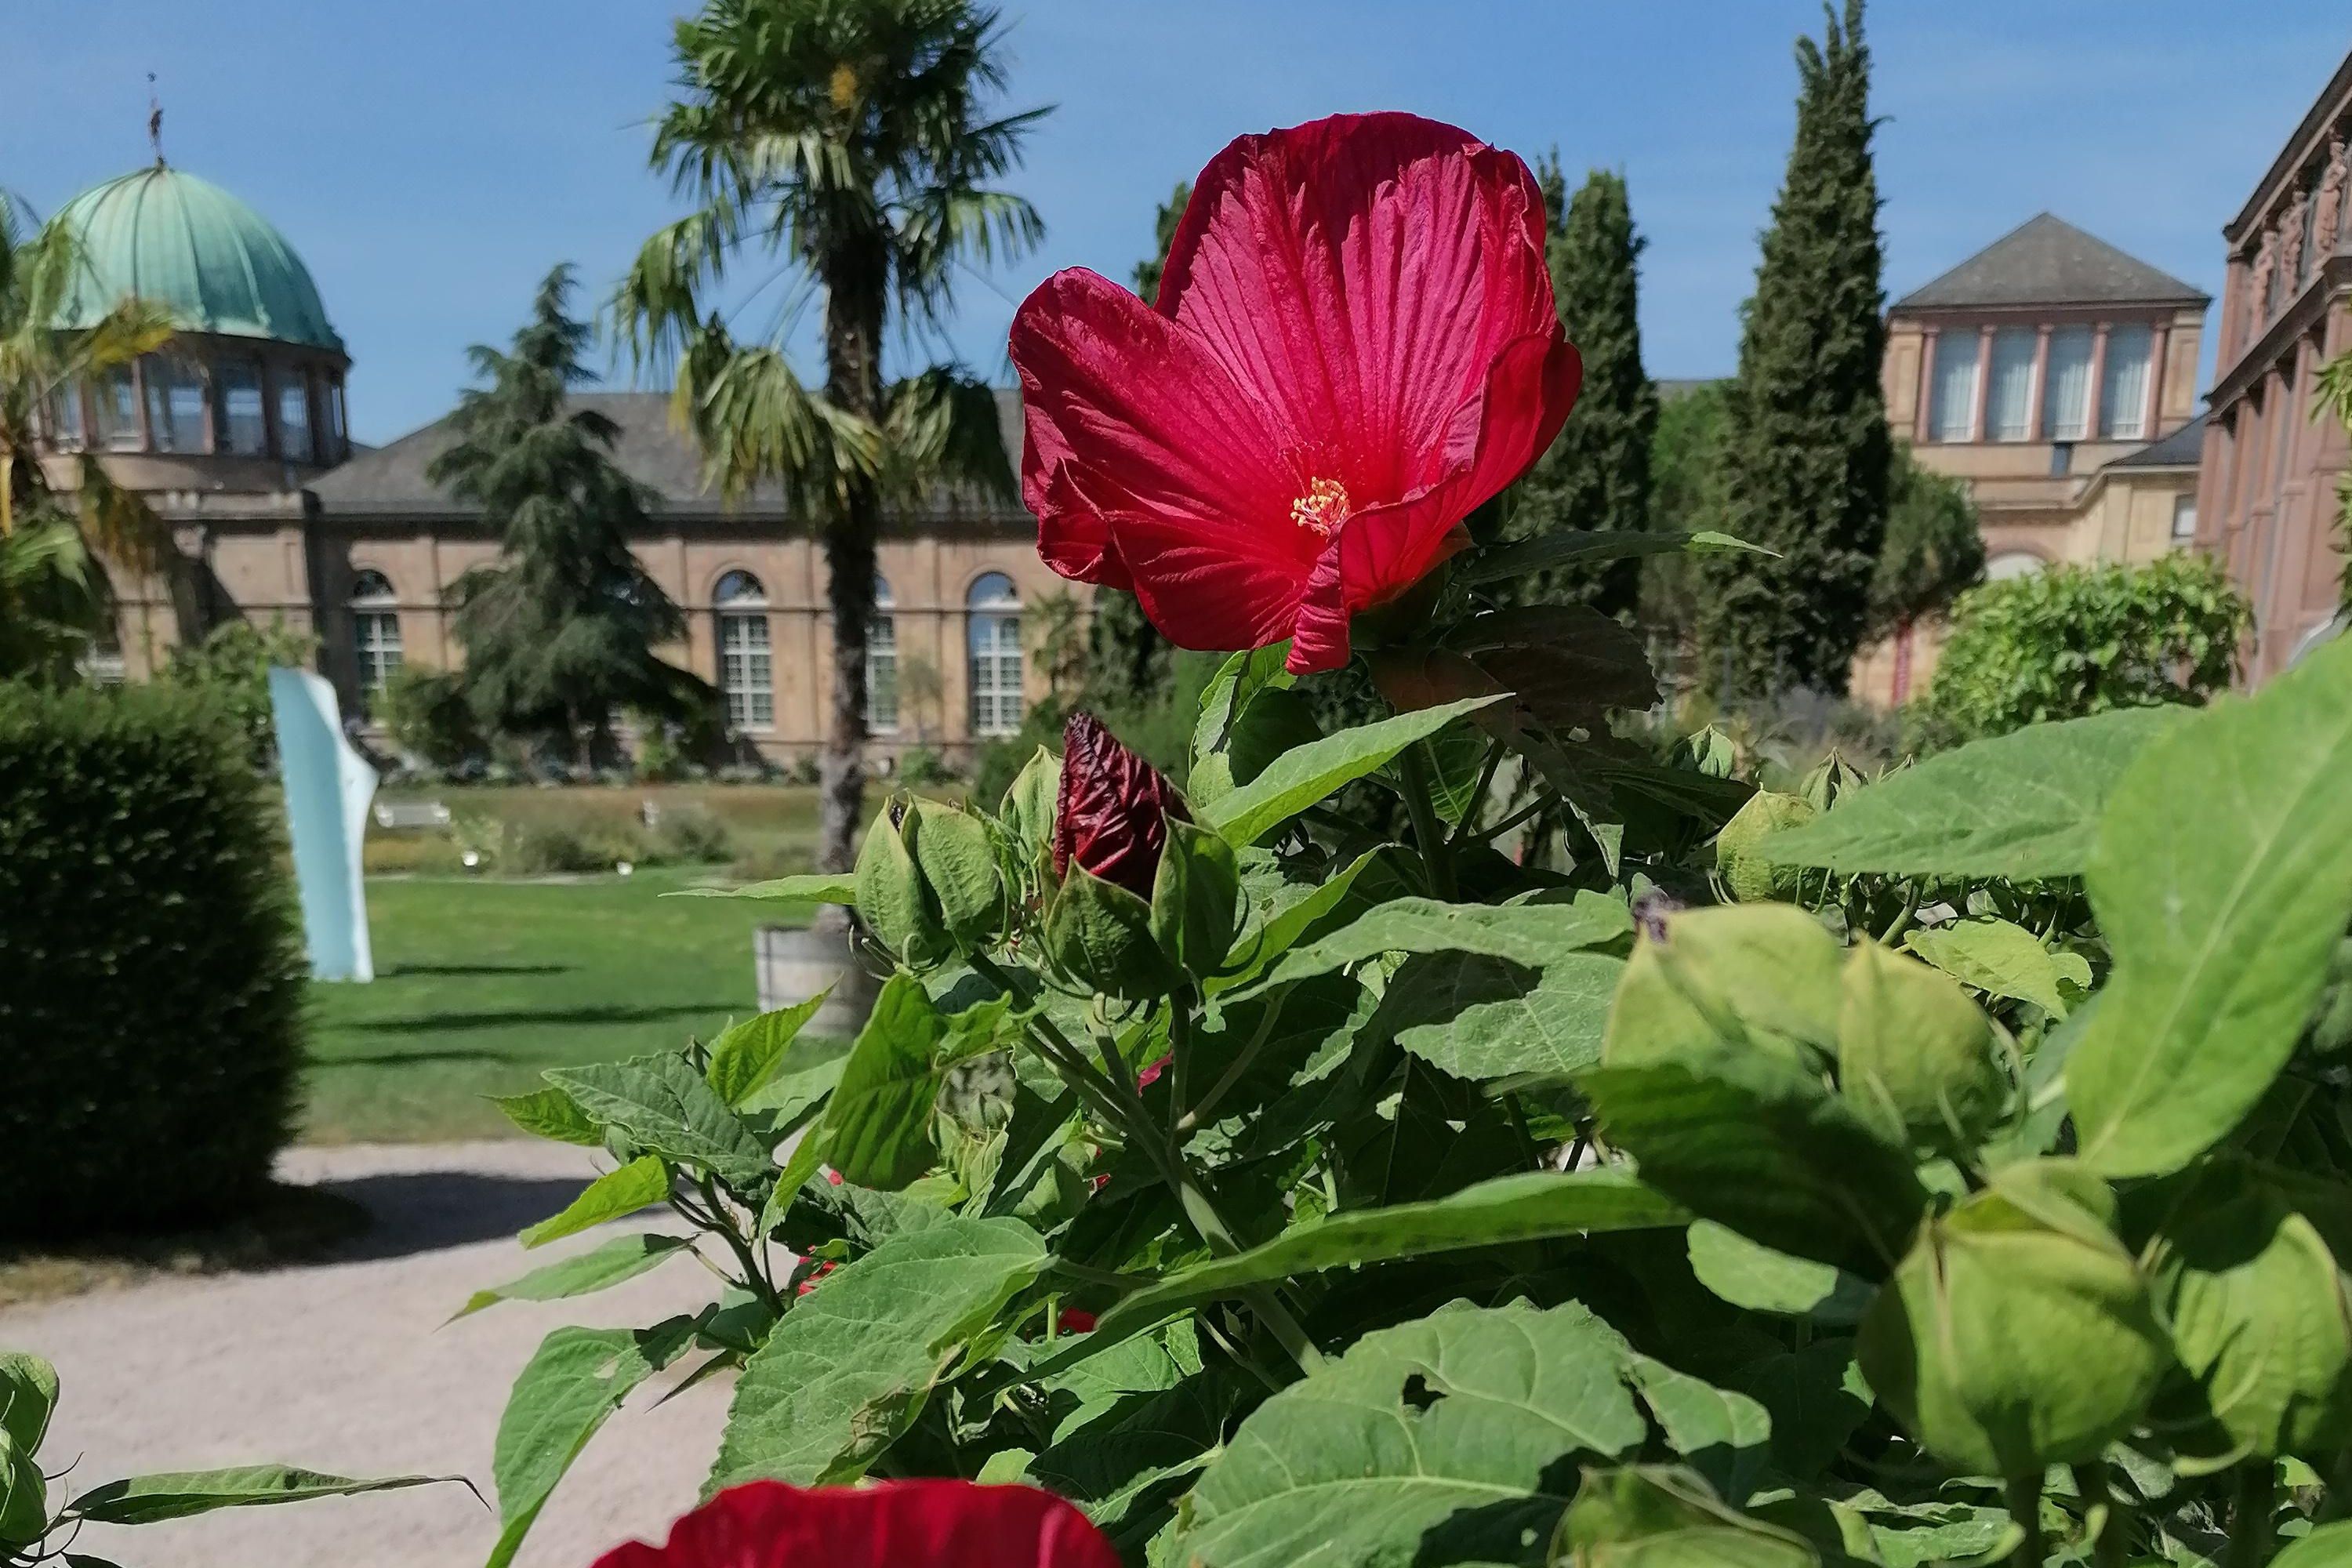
[1503,159,1657,616]
[1696,0,1891,697]
[433,265,699,766]
[1087,180,1190,703]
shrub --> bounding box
[897,745,957,787]
[0,684,306,1237]
[649,803,733,864]
[160,619,318,769]
[382,665,483,770]
[1924,552,2250,741]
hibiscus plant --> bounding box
[466,114,2352,1568]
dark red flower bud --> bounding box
[1058,1308,1098,1334]
[1052,711,1189,900]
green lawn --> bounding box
[303,866,782,1142]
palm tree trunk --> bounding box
[816,240,888,884]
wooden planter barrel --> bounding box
[754,924,879,1040]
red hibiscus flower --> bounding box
[1057,1308,1098,1334]
[591,1479,1120,1568]
[1053,711,1187,899]
[1011,112,1581,675]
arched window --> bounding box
[967,572,1023,739]
[1985,551,2047,583]
[715,570,773,730]
[350,569,402,702]
[866,573,899,734]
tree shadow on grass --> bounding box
[379,962,574,978]
[338,1002,742,1035]
[312,1047,518,1069]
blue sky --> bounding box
[9,1,2348,445]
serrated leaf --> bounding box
[1581,1047,1926,1278]
[491,1086,602,1147]
[0,1355,57,1454]
[662,871,856,909]
[544,1054,774,1189]
[1180,1301,1651,1568]
[2070,640,2352,1176]
[1199,695,1508,846]
[483,1319,695,1566]
[822,973,953,1189]
[710,1217,1047,1490]
[1090,1171,1686,1352]
[706,992,831,1107]
[1193,644,1295,774]
[1381,949,1623,1080]
[1622,1358,1773,1506]
[518,1156,670,1249]
[1456,605,1660,726]
[1902,919,2085,1018]
[1761,706,2180,878]
[453,1232,691,1321]
[1558,1465,1817,1566]
[65,1466,458,1527]
[1214,845,1409,994]
[1253,891,1631,994]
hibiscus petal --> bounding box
[591,1479,1122,1568]
[1011,267,1314,576]
[1116,508,1312,654]
[1156,113,1559,501]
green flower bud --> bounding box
[0,1432,44,1552]
[1713,789,1815,904]
[907,799,1007,945]
[1603,903,1842,1070]
[1150,818,1242,980]
[1859,1161,2166,1476]
[1837,940,2005,1154]
[854,795,947,967]
[1045,863,1174,1002]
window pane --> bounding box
[220,363,267,456]
[2042,327,2094,441]
[720,612,774,730]
[96,368,140,449]
[46,383,83,448]
[2171,493,2198,543]
[1985,328,2038,441]
[969,614,1022,737]
[2099,325,2152,440]
[866,613,898,732]
[144,359,207,452]
[1929,332,1980,442]
[278,372,313,463]
[354,610,403,702]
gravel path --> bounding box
[2,1142,730,1568]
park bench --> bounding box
[372,799,452,830]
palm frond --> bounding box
[881,364,1012,506]
[73,452,173,574]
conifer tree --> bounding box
[434,265,699,766]
[1086,180,1190,703]
[1696,0,1891,697]
[1501,159,1657,616]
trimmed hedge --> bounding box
[0,682,307,1237]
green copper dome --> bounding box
[50,166,343,352]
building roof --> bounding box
[50,166,343,352]
[2103,411,2208,470]
[1893,213,2208,312]
[311,388,1028,519]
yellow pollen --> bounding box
[1290,477,1352,539]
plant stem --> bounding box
[1398,742,1458,901]
[2074,1459,2127,1568]
[1179,991,1284,1134]
[1468,797,1545,847]
[1446,742,1506,848]
[2227,1463,2277,1568]
[2006,1472,2044,1568]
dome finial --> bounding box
[146,72,164,167]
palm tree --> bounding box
[615,0,1045,874]
[0,193,176,682]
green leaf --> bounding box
[545,1054,774,1190]
[1456,606,1661,728]
[1602,904,1842,1071]
[1179,1301,1650,1568]
[2070,640,2352,1176]
[1622,1358,1773,1506]
[2274,1521,2352,1566]
[1213,845,1405,993]
[1836,940,2004,1155]
[1581,1047,1927,1278]
[1253,891,1631,994]
[1380,949,1624,1081]
[1003,745,1062,854]
[1045,864,1174,1000]
[483,1320,695,1567]
[735,1036,850,1130]
[1151,818,1243,981]
[518,1156,670,1249]
[1760,706,2180,878]
[1902,919,2085,1018]
[663,871,856,909]
[1556,1465,1817,1566]
[710,1217,1047,1490]
[65,1466,457,1527]
[1192,644,1295,775]
[1199,694,1508,846]
[908,800,1006,942]
[1730,1341,1873,1483]
[1090,1170,1687,1349]
[0,1354,57,1454]
[1686,1222,1872,1326]
[855,802,945,964]
[705,992,830,1107]
[490,1087,602,1147]
[1,1437,44,1550]
[1459,527,1769,587]
[822,973,952,1190]
[452,1233,692,1321]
